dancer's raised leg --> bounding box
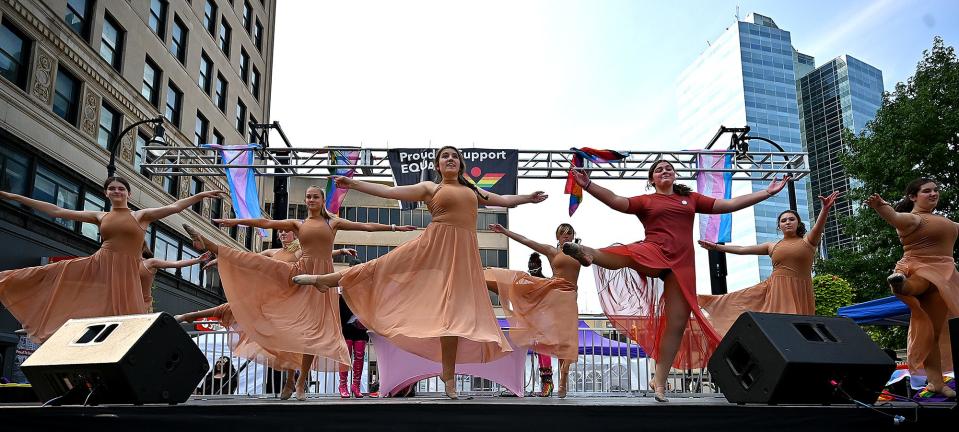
[292,270,344,293]
[440,336,459,399]
[183,224,220,254]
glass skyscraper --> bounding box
[678,13,811,286]
[797,55,884,253]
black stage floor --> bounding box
[0,395,954,431]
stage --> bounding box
[0,395,953,431]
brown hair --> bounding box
[646,160,690,196]
[776,209,807,237]
[305,185,333,219]
[433,146,489,201]
[102,176,132,193]
[141,242,154,259]
[894,177,937,213]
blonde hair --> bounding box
[305,185,333,219]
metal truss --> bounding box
[141,146,808,181]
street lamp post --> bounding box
[106,116,166,179]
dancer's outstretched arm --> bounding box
[175,305,224,323]
[697,240,771,256]
[332,248,357,257]
[489,223,556,257]
[332,218,416,232]
[806,191,840,247]
[331,175,434,202]
[865,194,920,232]
[138,190,227,223]
[0,191,101,223]
[213,217,300,232]
[144,251,212,271]
[711,176,790,213]
[480,190,547,208]
[569,169,630,213]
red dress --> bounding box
[594,192,722,370]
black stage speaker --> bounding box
[21,313,208,405]
[950,317,959,381]
[708,312,895,405]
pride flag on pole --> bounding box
[325,149,360,214]
[200,144,268,237]
[565,147,629,216]
[696,151,733,243]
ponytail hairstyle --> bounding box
[893,177,937,213]
[433,146,489,201]
[776,209,807,237]
[646,160,690,196]
[141,242,154,259]
[527,252,545,278]
[305,185,333,220]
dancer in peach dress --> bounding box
[868,178,958,398]
[697,191,840,335]
[294,146,547,399]
[0,177,223,343]
[183,186,413,400]
[483,223,580,398]
[561,160,789,402]
[139,247,213,312]
[177,230,355,400]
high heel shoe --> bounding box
[539,381,554,397]
[651,382,668,403]
[351,384,364,399]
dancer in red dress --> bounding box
[293,146,547,399]
[0,177,223,343]
[868,178,958,398]
[562,160,788,401]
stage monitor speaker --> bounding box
[708,312,894,405]
[21,313,209,405]
[950,317,959,380]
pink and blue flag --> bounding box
[201,144,268,237]
[696,152,732,243]
[325,150,360,214]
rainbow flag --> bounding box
[565,147,629,215]
[465,173,505,191]
[325,150,360,214]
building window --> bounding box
[194,113,209,145]
[190,177,203,213]
[148,0,168,39]
[210,197,223,220]
[212,129,224,145]
[80,192,106,240]
[218,18,231,56]
[64,0,93,40]
[254,19,263,51]
[0,146,30,195]
[228,208,238,239]
[97,103,120,150]
[165,83,182,127]
[242,1,253,32]
[0,19,31,89]
[134,131,150,176]
[250,67,260,100]
[203,0,218,35]
[154,230,179,273]
[141,57,160,106]
[53,68,81,125]
[214,73,227,112]
[239,49,250,82]
[244,226,254,249]
[169,16,187,64]
[181,245,203,285]
[99,13,124,70]
[198,51,213,94]
[161,172,179,197]
[32,165,80,231]
[248,115,257,142]
[235,100,246,134]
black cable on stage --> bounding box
[830,379,914,426]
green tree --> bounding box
[816,37,959,304]
[812,274,853,316]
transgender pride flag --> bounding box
[325,149,360,214]
[697,152,732,243]
[201,144,268,237]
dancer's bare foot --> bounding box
[926,383,957,398]
[561,242,593,267]
[183,224,207,251]
[887,273,906,294]
[280,377,294,400]
[292,274,331,293]
[441,374,458,400]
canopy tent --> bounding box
[837,296,910,326]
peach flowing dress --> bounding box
[340,183,512,363]
[213,218,351,369]
[894,212,958,374]
[593,192,721,370]
[484,252,580,361]
[698,237,817,336]
[0,208,148,343]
